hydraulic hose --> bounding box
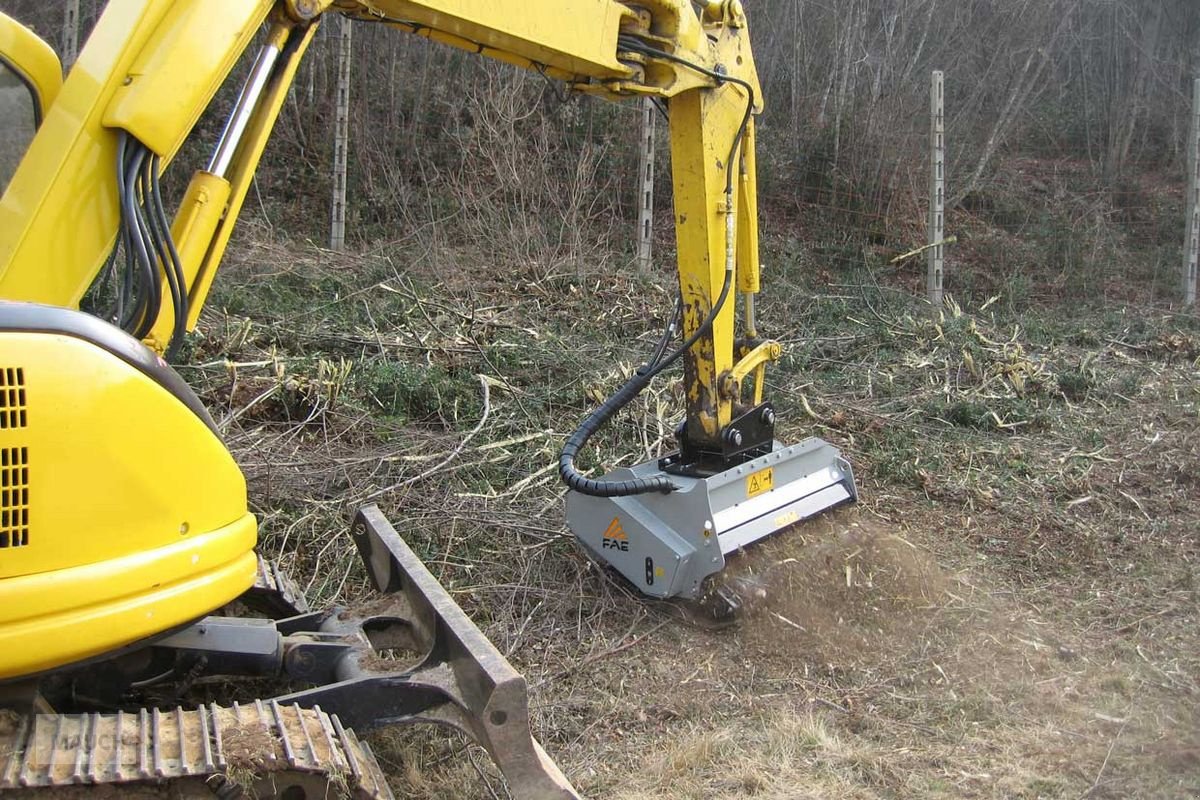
[558,368,677,496]
[558,267,733,497]
[559,37,754,498]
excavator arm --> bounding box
[0,0,766,436]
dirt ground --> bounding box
[568,509,1199,799]
[194,232,1199,799]
[503,497,1198,800]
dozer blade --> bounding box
[280,505,581,800]
[567,437,856,601]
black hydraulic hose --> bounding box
[104,133,187,352]
[127,148,164,341]
[114,134,134,329]
[139,155,175,332]
[148,153,189,357]
[559,369,676,496]
[124,146,160,339]
[561,37,754,498]
[559,269,733,497]
[646,294,682,371]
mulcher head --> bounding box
[567,437,856,602]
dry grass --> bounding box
[191,226,1199,799]
[614,711,876,799]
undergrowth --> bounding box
[188,224,1199,798]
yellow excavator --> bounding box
[0,1,856,797]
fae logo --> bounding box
[601,517,629,551]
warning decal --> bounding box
[747,466,774,498]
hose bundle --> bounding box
[92,132,188,358]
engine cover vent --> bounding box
[0,447,28,548]
[0,368,26,429]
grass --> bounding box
[189,219,1200,798]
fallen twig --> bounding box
[536,619,670,688]
[360,374,492,501]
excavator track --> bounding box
[0,701,392,799]
[0,506,583,800]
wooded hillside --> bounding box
[8,1,1200,306]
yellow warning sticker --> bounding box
[747,466,774,498]
[774,510,800,529]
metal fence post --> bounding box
[928,70,945,307]
[62,0,80,70]
[1184,77,1200,306]
[635,98,656,274]
[330,16,353,252]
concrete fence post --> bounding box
[62,0,80,69]
[1183,77,1199,306]
[928,70,946,307]
[635,98,656,274]
[330,16,353,252]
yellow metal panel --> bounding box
[363,0,630,79]
[0,539,256,678]
[0,326,257,677]
[667,84,747,441]
[0,516,255,624]
[103,0,274,157]
[0,12,63,114]
[736,118,759,294]
[0,332,250,578]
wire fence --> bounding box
[654,72,1197,316]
